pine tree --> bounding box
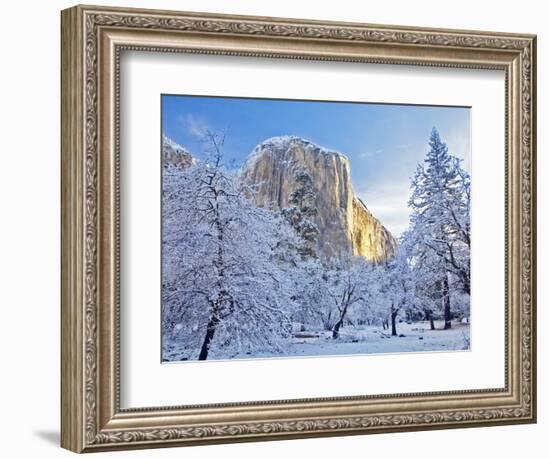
[407,128,471,329]
[281,168,320,258]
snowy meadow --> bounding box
[161,98,471,363]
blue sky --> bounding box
[162,94,470,236]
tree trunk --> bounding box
[463,274,471,296]
[198,313,219,360]
[443,274,452,329]
[198,184,226,361]
[332,292,353,339]
[332,320,342,339]
[425,309,435,330]
[391,309,398,336]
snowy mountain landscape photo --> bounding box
[161,95,471,362]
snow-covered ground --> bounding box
[163,320,470,362]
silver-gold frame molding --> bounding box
[61,4,537,453]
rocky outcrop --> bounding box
[351,197,396,261]
[240,136,396,262]
[163,135,193,168]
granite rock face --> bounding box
[163,135,194,168]
[240,136,396,262]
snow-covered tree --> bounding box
[281,168,320,258]
[284,258,329,331]
[371,243,416,336]
[321,258,377,339]
[399,228,441,329]
[407,128,471,329]
[162,132,298,360]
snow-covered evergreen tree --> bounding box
[407,128,471,329]
[281,168,320,258]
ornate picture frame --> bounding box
[61,4,536,453]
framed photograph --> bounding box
[61,4,537,453]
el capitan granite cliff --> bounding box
[240,136,396,262]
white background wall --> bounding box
[0,0,546,456]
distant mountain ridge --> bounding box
[240,136,396,262]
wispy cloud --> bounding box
[178,113,209,138]
[355,181,412,237]
[358,148,383,159]
[359,151,374,159]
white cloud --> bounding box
[178,113,209,138]
[356,182,411,237]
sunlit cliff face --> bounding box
[240,136,396,262]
